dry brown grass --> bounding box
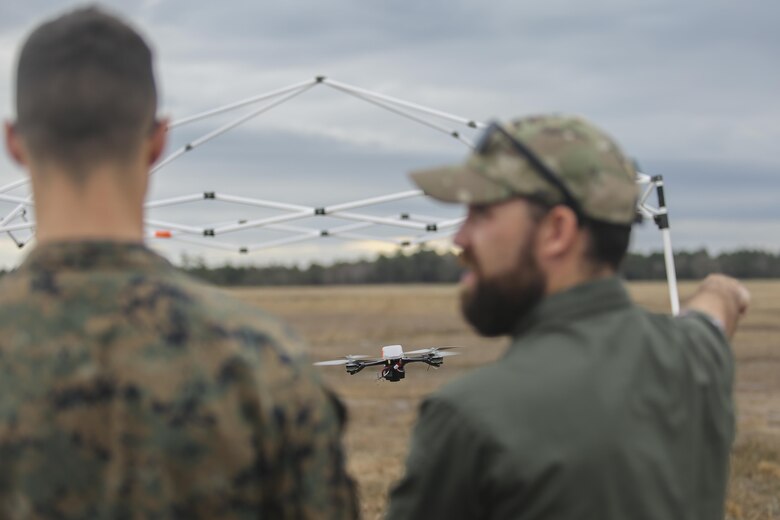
[229,280,780,520]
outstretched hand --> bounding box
[683,274,750,340]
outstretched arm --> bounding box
[682,274,750,340]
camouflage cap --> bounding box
[410,114,639,225]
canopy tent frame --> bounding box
[0,76,680,313]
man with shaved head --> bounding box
[0,7,356,518]
[387,115,749,519]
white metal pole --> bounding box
[145,219,205,235]
[0,194,33,206]
[0,178,30,194]
[151,83,317,175]
[328,211,432,231]
[0,199,31,235]
[394,213,442,223]
[638,183,655,206]
[651,175,680,315]
[0,221,36,233]
[169,79,320,128]
[214,193,312,212]
[434,217,467,230]
[265,221,373,236]
[323,82,477,148]
[247,233,322,251]
[322,78,485,129]
[662,228,680,315]
[148,147,188,176]
[162,234,244,252]
[324,190,423,213]
[186,84,316,150]
[144,194,206,209]
[214,210,314,235]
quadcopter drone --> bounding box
[314,344,459,382]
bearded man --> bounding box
[386,115,749,520]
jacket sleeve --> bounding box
[289,390,360,520]
[261,369,360,520]
[386,396,493,520]
[675,310,735,519]
[676,310,734,390]
[230,329,359,520]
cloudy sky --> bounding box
[0,0,777,268]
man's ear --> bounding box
[147,117,168,166]
[4,121,27,167]
[534,205,580,261]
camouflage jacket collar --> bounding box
[512,276,633,338]
[21,241,172,272]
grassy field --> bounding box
[229,280,780,519]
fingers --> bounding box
[683,274,750,340]
[700,274,750,315]
[735,283,751,315]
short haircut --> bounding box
[526,197,632,271]
[582,219,632,270]
[15,7,157,177]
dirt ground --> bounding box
[229,280,780,519]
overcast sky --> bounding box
[0,0,777,268]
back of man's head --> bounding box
[15,6,157,178]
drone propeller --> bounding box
[313,354,374,366]
[405,346,461,356]
[429,350,459,358]
[314,359,353,366]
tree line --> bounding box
[179,248,780,286]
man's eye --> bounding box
[470,206,490,219]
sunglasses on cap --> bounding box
[475,121,583,219]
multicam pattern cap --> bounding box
[410,114,639,225]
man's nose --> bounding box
[453,222,469,249]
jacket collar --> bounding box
[20,241,172,272]
[513,276,633,338]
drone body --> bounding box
[314,344,459,382]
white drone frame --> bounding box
[0,76,680,314]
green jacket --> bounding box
[0,242,358,519]
[388,277,733,520]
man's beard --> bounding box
[460,240,546,337]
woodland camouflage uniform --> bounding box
[0,241,358,519]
